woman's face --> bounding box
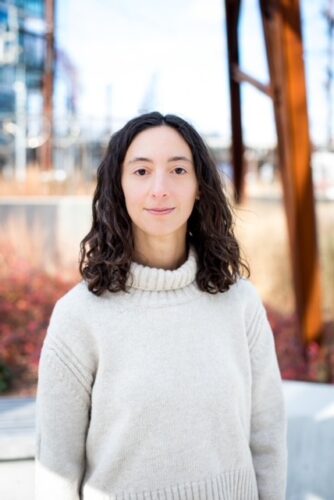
[121,125,199,244]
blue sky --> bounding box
[56,0,332,147]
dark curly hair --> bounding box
[79,111,249,295]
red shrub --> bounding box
[267,305,334,384]
[0,249,76,395]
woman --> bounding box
[35,112,287,500]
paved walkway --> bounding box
[0,397,35,499]
[0,381,334,499]
[0,460,34,500]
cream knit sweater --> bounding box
[35,247,287,500]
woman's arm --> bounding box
[35,298,94,500]
[248,307,288,500]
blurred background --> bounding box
[0,0,334,395]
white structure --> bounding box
[312,151,334,201]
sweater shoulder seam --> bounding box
[42,343,92,398]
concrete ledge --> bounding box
[0,197,91,268]
[284,381,334,499]
[0,397,35,460]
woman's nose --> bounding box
[150,172,169,198]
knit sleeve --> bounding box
[248,304,288,500]
[35,296,95,500]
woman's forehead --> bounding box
[125,126,192,160]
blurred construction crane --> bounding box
[224,0,323,345]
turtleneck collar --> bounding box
[128,246,197,292]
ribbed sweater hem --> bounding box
[83,469,258,500]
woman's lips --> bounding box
[145,208,175,215]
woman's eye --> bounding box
[174,167,187,175]
[134,168,147,176]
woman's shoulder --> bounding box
[56,280,95,307]
[57,278,119,308]
[225,277,267,322]
[228,277,263,305]
[51,281,89,316]
[49,280,110,329]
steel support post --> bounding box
[225,0,245,203]
[259,0,322,342]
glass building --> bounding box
[0,0,47,171]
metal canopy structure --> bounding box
[224,0,323,344]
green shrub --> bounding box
[0,360,12,393]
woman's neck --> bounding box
[132,235,188,270]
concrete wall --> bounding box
[0,197,92,271]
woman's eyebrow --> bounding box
[167,156,193,163]
[128,157,153,164]
[127,156,193,164]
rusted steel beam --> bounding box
[40,0,55,171]
[225,0,245,203]
[232,65,273,97]
[259,0,323,343]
